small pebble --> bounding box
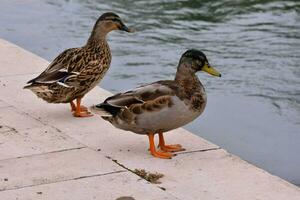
[159,187,166,191]
[115,197,135,200]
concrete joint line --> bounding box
[105,156,169,192]
[0,147,86,162]
[4,105,88,148]
[0,170,127,192]
[176,147,221,155]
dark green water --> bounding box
[0,0,299,185]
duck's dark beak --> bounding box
[202,62,221,77]
[119,22,135,33]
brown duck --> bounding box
[92,49,221,159]
[24,12,134,117]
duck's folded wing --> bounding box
[26,48,81,84]
[96,81,178,116]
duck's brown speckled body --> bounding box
[27,40,111,103]
[93,49,221,159]
[24,12,134,117]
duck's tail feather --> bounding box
[23,84,33,89]
[23,82,43,90]
[91,103,122,117]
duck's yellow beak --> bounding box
[202,62,221,77]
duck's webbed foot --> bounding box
[158,132,186,152]
[71,98,93,118]
[70,101,88,112]
[147,133,174,159]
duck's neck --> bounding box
[174,65,203,98]
[85,30,111,64]
[87,37,107,47]
[175,69,200,87]
[86,26,110,47]
[174,63,206,111]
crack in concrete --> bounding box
[176,147,221,155]
[0,103,89,150]
[0,125,17,134]
[0,170,127,192]
[106,156,168,192]
[16,107,89,147]
[104,147,221,192]
[72,170,127,180]
[106,157,182,199]
[0,147,86,162]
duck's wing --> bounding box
[95,80,179,116]
[26,47,83,85]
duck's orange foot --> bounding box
[71,98,93,117]
[72,106,88,112]
[151,150,174,159]
[79,105,88,112]
[70,103,88,112]
[73,111,93,118]
[147,133,175,159]
[73,112,93,117]
[160,144,185,152]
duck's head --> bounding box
[90,12,134,38]
[178,49,221,77]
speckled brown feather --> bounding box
[174,74,206,111]
[24,18,115,103]
[24,12,134,105]
[25,40,111,103]
[93,76,206,134]
[92,49,215,135]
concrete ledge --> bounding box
[0,38,299,199]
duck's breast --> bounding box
[136,95,205,133]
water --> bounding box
[0,0,299,185]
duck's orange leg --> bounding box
[158,132,186,152]
[73,98,93,117]
[148,133,173,159]
[70,101,88,112]
[70,101,76,111]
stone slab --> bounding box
[0,148,123,191]
[0,125,83,160]
[0,39,299,200]
[0,100,10,108]
[0,39,47,76]
[0,172,178,200]
[0,106,44,132]
[109,149,300,200]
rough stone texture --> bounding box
[0,125,83,160]
[0,38,299,199]
[0,173,178,200]
[0,148,123,191]
[0,39,47,76]
[109,149,300,200]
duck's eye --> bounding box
[111,18,120,22]
[105,18,120,22]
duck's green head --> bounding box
[92,12,134,36]
[180,49,221,77]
